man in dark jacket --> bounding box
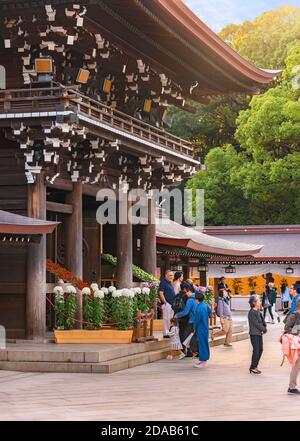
[217,277,231,294]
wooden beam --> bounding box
[46,201,73,215]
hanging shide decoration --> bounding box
[0,3,188,127]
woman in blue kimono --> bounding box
[193,292,212,369]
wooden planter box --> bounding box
[54,329,134,344]
[153,319,163,332]
[132,325,151,342]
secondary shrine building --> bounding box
[0,0,275,340]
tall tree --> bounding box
[169,95,249,159]
[187,45,300,225]
[186,145,250,226]
[219,6,300,69]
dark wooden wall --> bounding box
[0,133,27,215]
[83,205,101,283]
[0,243,26,338]
[0,132,27,338]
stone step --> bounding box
[0,339,170,364]
[210,331,249,347]
[0,328,249,374]
[212,323,246,339]
[0,347,170,374]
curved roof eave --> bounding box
[0,210,59,235]
[152,0,279,85]
[156,219,263,257]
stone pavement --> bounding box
[0,318,299,421]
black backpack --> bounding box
[172,294,186,314]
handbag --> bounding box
[263,294,271,308]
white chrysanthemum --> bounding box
[82,287,91,296]
[65,285,77,294]
[94,290,105,299]
[133,287,142,294]
[101,287,109,295]
[128,291,135,299]
[142,287,150,295]
[122,289,132,298]
[53,286,64,295]
[108,286,117,293]
[112,290,122,298]
[90,283,99,291]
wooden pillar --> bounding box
[183,257,190,280]
[200,271,207,287]
[142,199,157,277]
[117,199,133,288]
[27,173,46,341]
[214,277,220,302]
[65,182,83,329]
[163,254,170,276]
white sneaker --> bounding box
[178,353,186,360]
[166,355,173,360]
[194,361,207,369]
[194,362,202,368]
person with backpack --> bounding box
[217,289,233,347]
[172,282,188,346]
[175,282,196,358]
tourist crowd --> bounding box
[158,272,300,395]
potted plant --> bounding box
[53,285,77,330]
[54,284,135,344]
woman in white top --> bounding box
[173,271,184,295]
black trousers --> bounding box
[179,316,189,344]
[250,335,263,369]
[263,306,274,321]
[283,301,289,309]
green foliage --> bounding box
[91,297,105,329]
[54,293,77,330]
[101,254,158,283]
[111,296,135,330]
[204,288,214,306]
[168,95,249,158]
[83,296,105,330]
[219,6,300,69]
[54,295,65,329]
[187,44,300,226]
[83,296,94,329]
[187,145,250,225]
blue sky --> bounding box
[184,0,300,31]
